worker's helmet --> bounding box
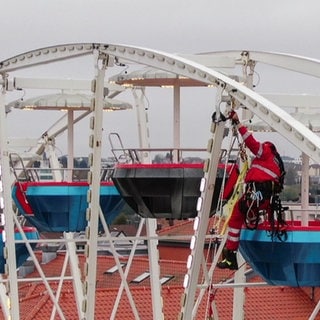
[263,141,277,153]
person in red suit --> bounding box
[217,111,284,270]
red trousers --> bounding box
[226,195,271,251]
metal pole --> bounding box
[173,83,181,162]
[67,110,74,182]
[180,119,226,319]
[82,51,107,319]
[232,254,246,320]
[0,75,20,319]
[146,218,163,319]
[132,87,150,162]
[301,152,309,226]
[65,232,85,319]
[133,87,163,319]
[0,276,10,319]
[309,298,320,320]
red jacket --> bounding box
[238,125,281,183]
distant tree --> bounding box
[284,167,297,185]
[281,185,299,202]
[121,203,136,216]
[153,154,165,163]
[113,212,128,225]
[111,203,138,225]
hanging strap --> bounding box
[218,119,250,234]
[221,159,249,234]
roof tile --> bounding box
[1,221,320,319]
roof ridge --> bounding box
[96,285,184,292]
[158,259,188,266]
[23,294,50,320]
[157,220,192,234]
[20,291,47,302]
[24,283,41,299]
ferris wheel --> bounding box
[1,44,320,319]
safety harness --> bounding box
[240,146,288,241]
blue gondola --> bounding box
[0,227,39,273]
[12,181,125,232]
[239,221,320,287]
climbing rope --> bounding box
[205,258,248,320]
[205,111,249,319]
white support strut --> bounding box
[0,77,20,320]
[82,51,106,319]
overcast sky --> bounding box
[2,0,320,159]
[2,0,320,59]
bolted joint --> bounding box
[98,53,114,67]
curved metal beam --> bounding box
[100,45,320,162]
[1,43,320,162]
[0,43,96,72]
[197,50,320,78]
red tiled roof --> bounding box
[157,217,219,237]
[1,218,320,319]
[9,277,320,319]
[0,251,318,319]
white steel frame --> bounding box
[0,44,320,319]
